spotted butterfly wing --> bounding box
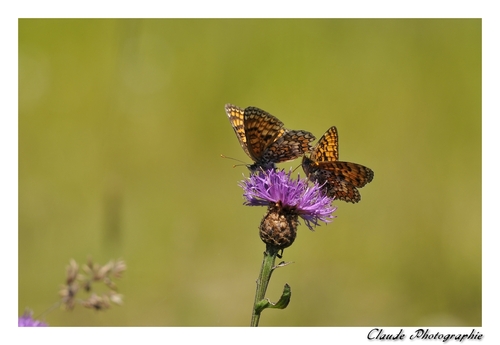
[302,126,374,203]
[225,104,251,158]
[225,104,315,172]
[241,106,287,165]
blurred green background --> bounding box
[19,19,481,326]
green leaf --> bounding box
[254,283,292,313]
[268,283,291,309]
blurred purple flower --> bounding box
[18,311,48,327]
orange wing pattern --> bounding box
[226,104,315,172]
[302,126,374,203]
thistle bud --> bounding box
[259,202,299,249]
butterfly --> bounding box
[302,126,374,203]
[225,104,315,173]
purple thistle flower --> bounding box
[18,310,48,327]
[239,169,336,249]
[240,169,336,229]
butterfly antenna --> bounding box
[220,154,247,168]
[292,163,301,173]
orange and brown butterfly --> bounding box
[225,104,315,173]
[302,126,374,203]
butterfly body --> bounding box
[226,104,315,172]
[302,126,374,203]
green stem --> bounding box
[250,244,279,327]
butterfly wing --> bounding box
[317,161,374,187]
[310,126,339,162]
[243,106,286,162]
[226,104,315,172]
[225,103,251,158]
[302,125,341,184]
[328,177,362,203]
[303,126,374,203]
[304,161,368,203]
[263,129,316,164]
